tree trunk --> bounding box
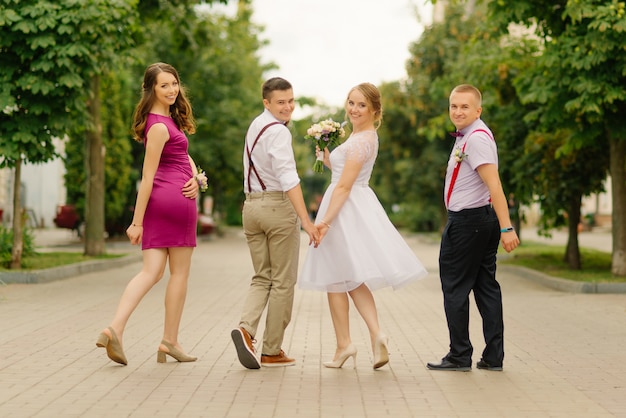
[84,75,106,256]
[609,136,626,276]
[10,158,23,269]
[564,194,581,270]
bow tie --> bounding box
[450,131,464,138]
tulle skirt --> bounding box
[299,183,428,293]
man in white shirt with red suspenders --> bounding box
[231,77,319,369]
[427,84,519,372]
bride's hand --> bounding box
[315,222,330,242]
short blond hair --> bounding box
[450,84,482,106]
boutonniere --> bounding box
[454,147,468,163]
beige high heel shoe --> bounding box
[96,326,128,365]
[373,334,389,369]
[157,340,197,363]
[323,344,357,368]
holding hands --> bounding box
[314,220,331,245]
[302,220,321,248]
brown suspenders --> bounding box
[246,121,282,193]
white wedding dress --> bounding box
[299,130,428,293]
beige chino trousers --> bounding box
[240,192,301,356]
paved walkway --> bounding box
[0,228,625,417]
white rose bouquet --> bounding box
[304,119,346,173]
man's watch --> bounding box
[500,226,515,233]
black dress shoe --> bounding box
[427,358,471,371]
[476,360,503,371]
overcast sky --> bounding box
[210,0,433,117]
[251,0,433,114]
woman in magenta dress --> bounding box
[96,62,202,365]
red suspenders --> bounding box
[446,129,494,207]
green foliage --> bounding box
[129,3,272,225]
[522,129,609,234]
[489,0,626,136]
[0,225,36,268]
[0,0,138,168]
[375,3,513,232]
[487,0,626,275]
[64,71,136,236]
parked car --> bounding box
[198,213,215,236]
[53,205,81,235]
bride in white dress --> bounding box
[299,83,428,369]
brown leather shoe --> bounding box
[231,327,260,369]
[261,350,295,367]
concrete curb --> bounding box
[499,264,626,294]
[0,253,142,284]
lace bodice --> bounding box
[300,128,428,293]
[329,130,379,185]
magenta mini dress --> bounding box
[141,113,197,250]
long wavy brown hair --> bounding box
[131,62,196,142]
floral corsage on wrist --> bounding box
[453,147,468,163]
[195,166,208,192]
[304,119,346,173]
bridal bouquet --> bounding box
[304,119,346,173]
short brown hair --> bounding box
[262,77,292,100]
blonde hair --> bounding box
[346,82,383,129]
[450,84,482,107]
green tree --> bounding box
[64,71,136,237]
[488,0,626,275]
[380,4,484,232]
[133,1,270,225]
[0,0,136,265]
[522,130,609,268]
[59,0,230,243]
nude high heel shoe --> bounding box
[157,340,197,363]
[96,326,128,365]
[373,334,389,369]
[323,344,357,368]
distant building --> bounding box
[0,137,67,229]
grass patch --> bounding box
[500,241,626,283]
[0,252,124,271]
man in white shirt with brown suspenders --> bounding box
[231,77,319,369]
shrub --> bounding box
[0,226,37,268]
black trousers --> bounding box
[438,205,504,367]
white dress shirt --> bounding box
[243,109,300,193]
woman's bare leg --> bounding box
[104,248,168,343]
[348,283,381,351]
[327,292,352,359]
[160,246,194,352]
